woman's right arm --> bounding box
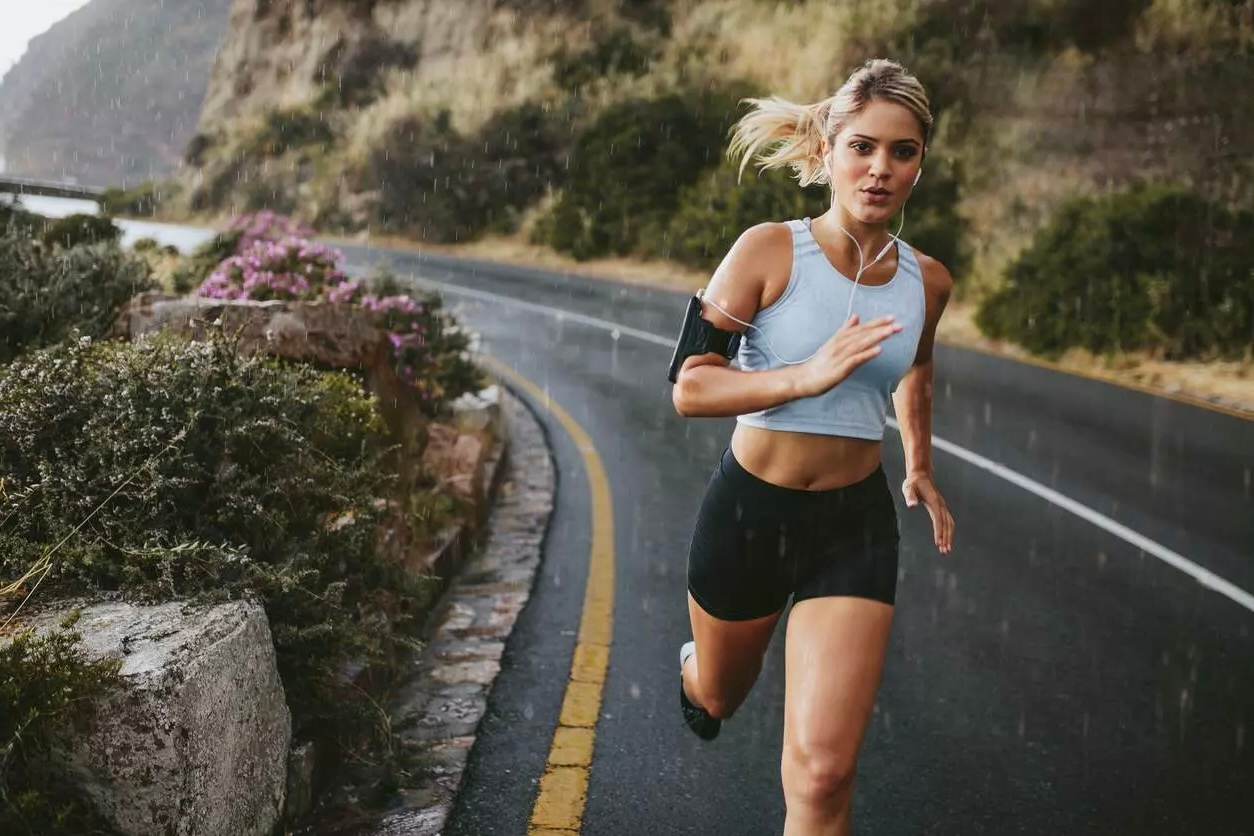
[672,223,903,419]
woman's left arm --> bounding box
[891,255,955,555]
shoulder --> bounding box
[700,221,795,331]
[725,221,795,269]
[909,247,954,303]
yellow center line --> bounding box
[481,357,615,835]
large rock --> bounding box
[113,292,388,370]
[28,599,291,836]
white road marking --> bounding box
[408,272,1254,616]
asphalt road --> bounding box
[347,243,1254,836]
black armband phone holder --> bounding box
[667,294,743,383]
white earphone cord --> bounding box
[701,211,906,367]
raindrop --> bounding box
[983,401,992,426]
[1096,552,1107,571]
[630,683,641,700]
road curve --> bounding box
[333,241,1254,836]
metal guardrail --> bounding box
[0,176,105,202]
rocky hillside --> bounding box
[182,0,1254,291]
[0,0,232,186]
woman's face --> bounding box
[824,99,925,226]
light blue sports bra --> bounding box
[735,218,927,441]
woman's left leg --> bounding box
[780,596,895,836]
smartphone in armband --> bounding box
[667,295,742,384]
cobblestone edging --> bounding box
[371,386,555,835]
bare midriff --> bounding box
[729,423,884,491]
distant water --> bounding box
[3,193,217,253]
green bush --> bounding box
[551,27,658,91]
[40,214,122,250]
[246,107,335,158]
[536,85,753,260]
[977,183,1254,359]
[184,132,216,168]
[0,202,48,239]
[316,34,418,108]
[100,181,179,218]
[366,102,567,242]
[661,161,828,269]
[356,268,487,410]
[0,333,421,743]
[0,233,155,364]
[0,615,120,836]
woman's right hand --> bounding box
[792,315,904,398]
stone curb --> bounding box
[367,384,556,835]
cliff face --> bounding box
[183,0,1254,284]
[194,0,588,141]
[0,0,233,186]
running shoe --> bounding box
[679,640,721,741]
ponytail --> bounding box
[727,96,834,188]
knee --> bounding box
[782,741,857,809]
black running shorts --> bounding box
[686,447,900,621]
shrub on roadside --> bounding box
[0,232,155,364]
[356,273,485,402]
[0,333,418,744]
[0,202,48,239]
[41,214,122,250]
[977,182,1254,359]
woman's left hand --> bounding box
[902,471,954,555]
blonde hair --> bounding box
[728,58,933,187]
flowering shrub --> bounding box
[194,213,484,413]
[226,210,314,249]
[197,236,348,301]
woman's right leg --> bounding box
[683,593,782,719]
